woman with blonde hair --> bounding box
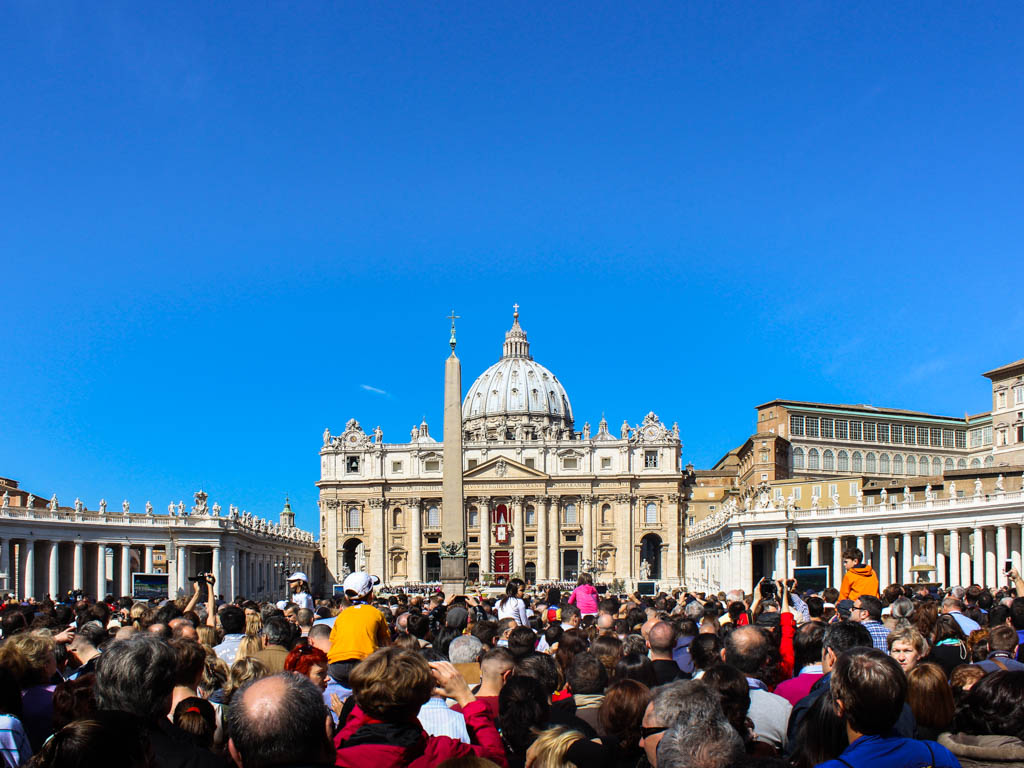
[0,629,58,751]
[244,612,262,637]
[223,657,269,705]
[234,635,262,662]
[888,626,929,673]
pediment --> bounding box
[464,456,549,480]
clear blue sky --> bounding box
[2,4,1022,533]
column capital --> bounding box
[406,497,422,507]
[476,496,491,506]
[510,495,525,505]
[367,498,385,509]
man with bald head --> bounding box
[648,621,683,684]
[227,673,335,768]
[596,612,615,636]
[721,625,792,750]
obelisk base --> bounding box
[441,556,467,597]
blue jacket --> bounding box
[816,734,959,768]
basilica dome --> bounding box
[462,309,574,439]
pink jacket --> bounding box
[334,701,508,768]
[568,584,600,614]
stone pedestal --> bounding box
[441,555,466,596]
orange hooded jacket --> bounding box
[839,564,879,600]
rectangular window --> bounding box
[391,461,404,473]
[970,429,982,448]
[1015,386,1024,405]
[930,427,942,447]
[905,426,916,445]
[877,423,889,443]
[466,459,477,469]
[891,425,903,443]
[828,483,838,496]
[864,422,876,442]
[793,487,802,500]
[850,421,862,440]
[849,482,858,495]
[942,429,954,448]
[525,458,536,469]
[563,457,578,470]
[600,457,611,469]
[821,418,834,438]
[998,391,1007,408]
[806,417,820,438]
[955,430,966,448]
[644,450,659,468]
[425,459,440,472]
[1017,425,1024,443]
[983,426,993,445]
[812,485,822,498]
[774,488,783,500]
[790,415,805,436]
[918,426,930,444]
[836,420,848,440]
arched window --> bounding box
[970,458,981,468]
[526,505,536,525]
[601,504,611,525]
[427,505,440,528]
[852,452,863,472]
[392,508,403,528]
[944,458,954,472]
[865,453,876,473]
[919,457,930,474]
[564,503,577,525]
[880,454,890,474]
[808,448,820,470]
[957,458,967,469]
[906,456,917,475]
[893,455,903,475]
[645,502,657,524]
[347,507,361,529]
[838,450,849,471]
[793,447,805,470]
[984,455,994,467]
[468,506,479,527]
[823,450,835,471]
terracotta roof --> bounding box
[982,358,1024,380]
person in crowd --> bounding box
[789,689,848,768]
[0,630,58,752]
[227,673,335,768]
[327,572,390,689]
[286,572,315,611]
[496,579,530,627]
[838,548,879,602]
[334,648,507,767]
[591,634,623,680]
[169,639,208,717]
[564,652,607,734]
[613,652,657,690]
[66,621,105,680]
[941,596,982,637]
[597,679,650,767]
[688,633,721,680]
[172,697,216,751]
[850,596,889,652]
[213,606,247,665]
[568,574,600,618]
[906,662,955,741]
[452,647,514,722]
[700,664,759,753]
[974,624,1024,673]
[887,626,929,674]
[94,634,222,768]
[949,664,985,705]
[450,635,485,686]
[417,649,471,744]
[26,711,156,768]
[255,617,294,674]
[720,626,791,750]
[0,665,32,768]
[774,622,825,706]
[925,614,970,676]
[816,649,958,768]
[640,680,732,768]
[938,670,1024,766]
[497,676,550,768]
[656,714,743,768]
[284,644,330,690]
[647,622,682,685]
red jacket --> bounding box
[334,701,508,768]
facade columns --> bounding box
[985,528,998,587]
[582,496,593,568]
[479,497,491,578]
[548,498,561,579]
[878,534,890,586]
[1013,526,1023,574]
[96,543,107,599]
[775,538,787,580]
[73,541,84,590]
[996,526,1009,585]
[902,532,913,584]
[176,545,187,597]
[949,529,961,586]
[22,539,35,600]
[409,498,423,583]
[832,537,842,590]
[856,535,866,562]
[120,543,131,596]
[0,539,8,596]
[809,537,820,566]
[48,541,60,599]
[934,531,946,586]
[212,545,222,591]
[925,531,936,578]
[972,530,985,586]
[512,497,525,577]
[536,499,549,581]
[740,539,753,592]
[144,545,154,573]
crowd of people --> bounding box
[1,552,1024,768]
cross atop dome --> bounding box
[503,304,530,359]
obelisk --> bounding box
[440,310,467,595]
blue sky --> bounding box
[2,3,1022,532]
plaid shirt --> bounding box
[862,620,890,651]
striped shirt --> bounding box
[417,697,469,744]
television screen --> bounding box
[793,566,831,596]
[132,573,169,600]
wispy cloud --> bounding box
[360,384,390,396]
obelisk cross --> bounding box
[448,309,460,351]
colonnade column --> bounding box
[144,545,154,573]
[934,531,946,586]
[73,541,84,590]
[878,534,890,586]
[22,540,35,600]
[548,498,560,580]
[902,532,913,584]
[120,544,131,596]
[581,496,593,569]
[832,537,842,590]
[925,532,936,581]
[48,541,60,599]
[972,530,985,586]
[409,498,422,583]
[775,538,787,580]
[809,537,820,567]
[96,543,107,599]
[949,529,961,586]
[985,529,997,586]
[856,535,866,563]
[511,496,525,577]
[740,539,753,592]
[479,497,491,579]
[212,546,222,592]
[996,526,1009,586]
[176,545,187,597]
[0,539,8,596]
[536,499,549,581]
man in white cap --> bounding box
[326,571,390,688]
[287,571,315,610]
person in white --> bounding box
[287,571,315,610]
[495,578,530,626]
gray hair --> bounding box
[448,634,484,664]
[684,601,705,620]
[657,717,743,768]
[650,679,724,729]
[95,634,176,721]
[889,597,914,621]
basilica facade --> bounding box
[317,310,686,588]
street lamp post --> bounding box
[273,552,302,600]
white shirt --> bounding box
[496,596,529,626]
[292,591,314,610]
[417,697,470,743]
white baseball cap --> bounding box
[342,571,380,597]
[287,572,308,582]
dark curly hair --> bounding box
[953,670,1024,740]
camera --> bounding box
[188,572,216,585]
[759,579,777,598]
